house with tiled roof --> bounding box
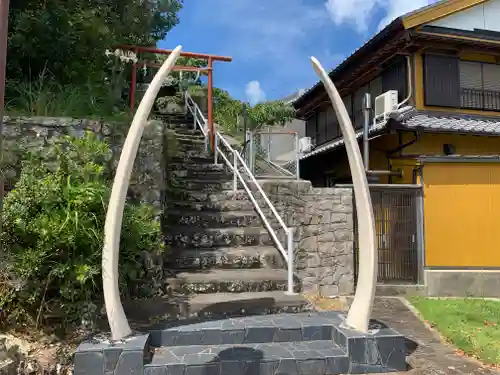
[294,0,500,297]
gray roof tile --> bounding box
[299,110,500,160]
[403,113,500,134]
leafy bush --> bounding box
[0,133,164,329]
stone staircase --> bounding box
[73,112,408,375]
[162,114,309,317]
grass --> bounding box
[5,72,132,121]
[411,297,500,365]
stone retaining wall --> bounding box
[259,180,355,296]
[2,116,167,211]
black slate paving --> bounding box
[146,340,349,375]
[150,312,335,347]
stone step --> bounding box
[170,127,202,136]
[170,155,214,164]
[172,149,212,159]
[75,310,407,375]
[168,169,232,180]
[167,122,198,131]
[175,141,206,153]
[164,226,275,248]
[164,116,192,125]
[167,162,226,172]
[186,291,312,318]
[167,245,284,270]
[150,312,345,347]
[169,179,234,192]
[166,268,296,294]
[146,341,349,375]
[165,189,248,203]
[174,133,205,142]
[166,199,255,212]
[122,291,313,324]
[164,210,261,228]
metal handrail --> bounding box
[184,92,295,294]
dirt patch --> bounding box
[0,329,83,375]
[303,293,349,311]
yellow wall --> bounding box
[414,51,500,117]
[423,162,500,267]
[322,132,500,184]
[367,132,500,184]
[400,132,500,155]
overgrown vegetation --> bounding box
[8,0,183,84]
[411,297,500,365]
[0,133,164,330]
[6,0,183,119]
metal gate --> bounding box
[353,185,423,284]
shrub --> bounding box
[0,133,164,329]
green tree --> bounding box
[211,87,296,134]
[7,0,183,84]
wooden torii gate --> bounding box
[117,45,232,152]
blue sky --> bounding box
[159,0,436,104]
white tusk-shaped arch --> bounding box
[310,56,377,333]
[102,45,183,341]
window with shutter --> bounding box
[343,95,352,116]
[457,61,500,111]
[369,76,383,109]
[305,114,317,142]
[482,63,500,110]
[382,58,407,102]
[325,106,338,141]
[424,54,460,107]
[460,61,483,108]
[317,108,327,144]
[353,86,367,129]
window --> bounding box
[353,85,368,129]
[305,114,317,142]
[317,108,327,144]
[424,55,500,111]
[370,76,383,109]
[343,95,352,116]
[460,61,500,111]
[325,105,338,141]
[424,54,460,107]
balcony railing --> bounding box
[461,87,500,111]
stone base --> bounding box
[73,334,150,375]
[74,312,407,375]
[425,269,500,297]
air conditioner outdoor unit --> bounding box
[374,90,399,121]
[299,137,314,153]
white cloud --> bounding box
[246,81,266,105]
[325,0,438,33]
[188,0,440,99]
[194,0,329,62]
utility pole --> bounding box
[0,0,10,245]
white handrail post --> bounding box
[249,133,255,174]
[214,133,219,164]
[295,133,300,181]
[205,124,209,153]
[285,227,296,295]
[193,109,197,130]
[233,150,238,192]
